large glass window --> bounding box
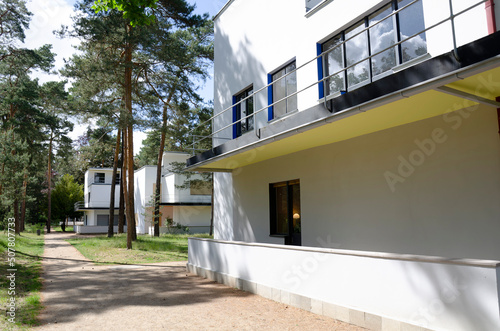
[271,61,297,119]
[369,4,397,77]
[398,0,427,63]
[345,21,370,89]
[322,0,427,97]
[234,86,254,137]
[324,35,345,95]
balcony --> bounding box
[186,0,500,172]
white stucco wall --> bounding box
[161,152,211,204]
[84,169,120,208]
[215,105,500,261]
[188,238,500,331]
[214,172,234,240]
[134,166,156,234]
[213,0,491,146]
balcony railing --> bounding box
[74,201,119,211]
[74,201,85,211]
[188,0,489,155]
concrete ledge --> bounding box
[74,225,127,234]
[188,238,500,268]
[186,263,432,331]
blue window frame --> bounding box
[232,86,254,138]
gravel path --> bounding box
[37,232,364,330]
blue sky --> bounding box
[23,0,226,153]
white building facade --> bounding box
[186,0,500,330]
[74,168,124,234]
[135,152,212,235]
[76,152,212,235]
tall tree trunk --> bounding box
[124,23,135,247]
[154,104,168,237]
[123,129,133,249]
[47,131,53,234]
[108,128,121,237]
[118,130,125,234]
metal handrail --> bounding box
[188,0,487,154]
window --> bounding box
[233,86,254,138]
[94,172,105,184]
[269,61,297,120]
[115,173,120,185]
[306,0,325,12]
[321,0,427,97]
[190,179,212,195]
[269,179,301,246]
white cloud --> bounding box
[23,0,79,83]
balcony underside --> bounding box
[187,32,500,172]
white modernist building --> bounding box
[134,152,212,235]
[185,0,500,330]
[74,168,124,234]
[76,152,211,234]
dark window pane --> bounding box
[94,173,105,183]
[398,0,427,63]
[324,35,345,95]
[246,89,254,132]
[291,182,301,234]
[369,4,397,76]
[235,87,253,135]
[345,21,370,88]
[275,185,289,235]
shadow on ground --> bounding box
[39,232,251,326]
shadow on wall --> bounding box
[212,28,267,144]
[213,172,233,241]
[400,261,499,330]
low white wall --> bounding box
[148,225,210,235]
[188,238,500,331]
[74,225,127,234]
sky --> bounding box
[22,0,227,154]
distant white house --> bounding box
[75,152,211,234]
[135,152,212,235]
[74,168,124,234]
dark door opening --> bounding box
[270,179,301,246]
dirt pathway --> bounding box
[37,232,364,330]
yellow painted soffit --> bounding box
[195,66,500,171]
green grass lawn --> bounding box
[67,233,212,265]
[0,230,44,330]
